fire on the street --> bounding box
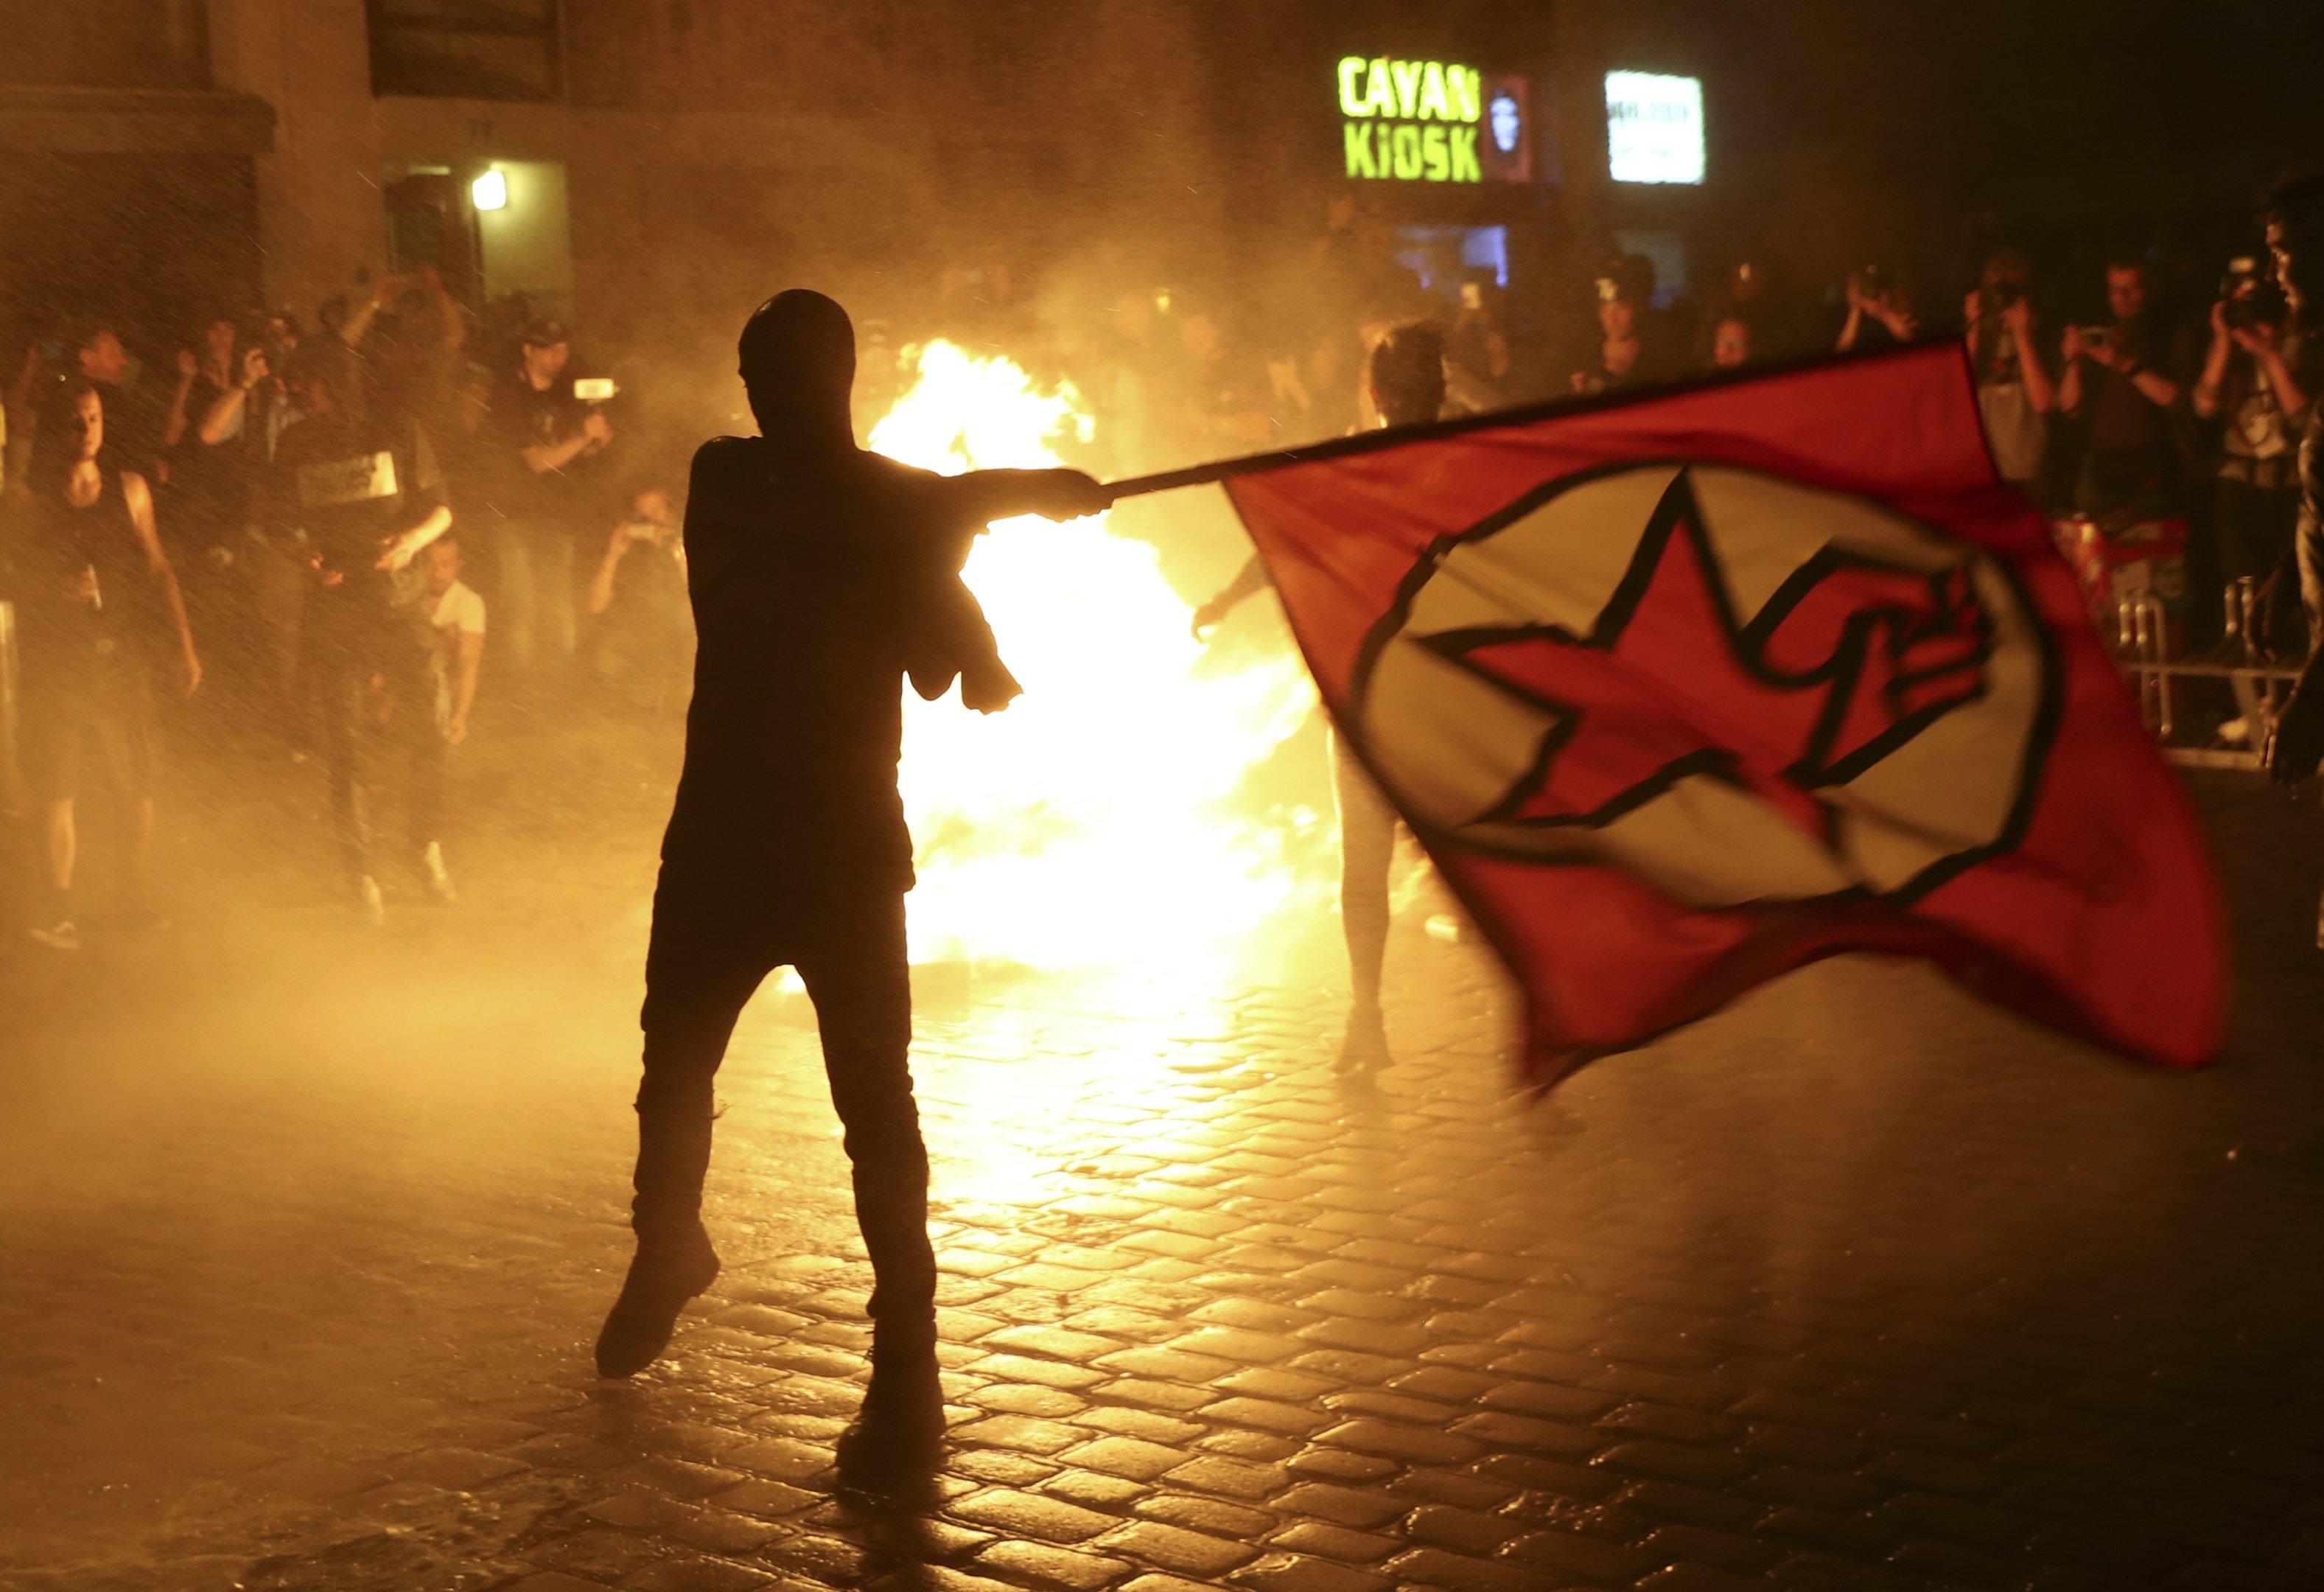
[869,341,1323,974]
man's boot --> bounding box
[595,1086,721,1378]
[836,1310,944,1495]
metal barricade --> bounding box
[2115,587,2172,737]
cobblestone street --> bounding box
[1,762,2320,1592]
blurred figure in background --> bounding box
[1193,321,1449,1066]
[2260,171,2324,803]
[271,352,452,922]
[1162,296,1275,458]
[12,321,167,489]
[15,381,202,949]
[2194,247,2315,743]
[1835,265,1920,352]
[1445,272,1512,412]
[1712,257,1816,360]
[1572,254,1666,395]
[1707,312,1756,371]
[393,533,485,901]
[587,486,691,713]
[162,315,265,680]
[2059,254,2196,517]
[483,318,610,693]
[1964,248,2057,503]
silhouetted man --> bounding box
[595,293,1107,1418]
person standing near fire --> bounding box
[595,292,1107,1460]
[1191,320,1450,1068]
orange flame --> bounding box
[869,341,1321,974]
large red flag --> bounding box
[1213,343,2222,1079]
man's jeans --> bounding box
[631,873,934,1321]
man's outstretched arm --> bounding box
[942,467,1113,531]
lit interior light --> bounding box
[471,170,508,211]
[1606,71,1705,185]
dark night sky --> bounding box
[1670,0,2324,302]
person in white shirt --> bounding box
[397,534,486,902]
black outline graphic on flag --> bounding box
[1345,462,2062,910]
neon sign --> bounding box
[1337,57,1486,183]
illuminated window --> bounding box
[1605,71,1704,185]
[368,0,561,100]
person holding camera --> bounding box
[483,317,612,691]
[2259,172,2324,807]
[2194,252,2315,699]
[587,486,692,711]
[1837,266,1920,352]
[2058,255,2194,517]
[1962,250,2056,502]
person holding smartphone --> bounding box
[2059,255,2195,516]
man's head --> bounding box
[1979,248,2033,296]
[738,290,855,436]
[2104,257,2151,324]
[202,316,238,361]
[61,381,104,462]
[28,380,104,489]
[423,535,464,598]
[1368,321,1446,429]
[74,325,129,385]
[521,318,571,388]
[1712,315,1752,369]
[2263,169,2324,324]
[632,486,675,526]
[1597,253,1655,340]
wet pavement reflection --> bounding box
[0,767,2320,1591]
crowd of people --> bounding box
[0,270,691,946]
[2,172,2320,948]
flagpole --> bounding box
[1100,337,1962,500]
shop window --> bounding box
[368,0,562,101]
[1394,227,1510,297]
[0,0,211,89]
